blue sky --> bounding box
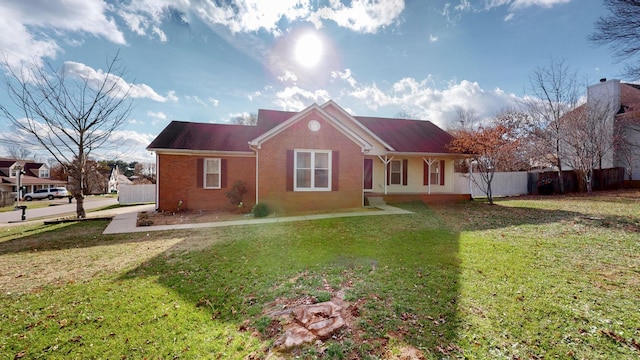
[0,0,626,163]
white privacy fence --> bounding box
[454,172,529,197]
[118,184,156,205]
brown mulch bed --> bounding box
[136,207,380,227]
[137,209,249,226]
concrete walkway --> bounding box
[103,205,413,235]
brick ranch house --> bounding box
[147,100,469,214]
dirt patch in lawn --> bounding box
[137,209,250,226]
[137,207,380,227]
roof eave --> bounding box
[249,103,374,152]
[148,148,255,157]
[387,151,469,158]
[320,100,396,151]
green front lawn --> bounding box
[1,192,638,359]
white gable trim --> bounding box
[320,100,396,151]
[249,103,373,152]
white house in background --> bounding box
[108,166,132,193]
[561,79,640,180]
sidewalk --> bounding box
[103,205,413,235]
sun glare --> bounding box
[294,32,323,68]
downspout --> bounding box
[250,144,259,206]
[154,152,159,211]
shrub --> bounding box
[252,203,269,218]
[226,180,248,206]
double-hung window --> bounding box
[429,161,440,185]
[390,160,402,185]
[39,168,50,178]
[203,158,221,189]
[295,150,331,191]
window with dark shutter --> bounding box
[197,158,203,188]
[332,151,339,191]
[286,150,294,191]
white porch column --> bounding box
[377,155,393,195]
[422,157,438,195]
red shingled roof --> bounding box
[147,109,296,152]
[148,108,457,154]
[355,116,456,153]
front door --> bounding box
[363,158,373,191]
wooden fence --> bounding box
[528,167,625,195]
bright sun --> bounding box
[294,32,323,68]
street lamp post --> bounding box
[15,165,23,207]
[15,165,27,221]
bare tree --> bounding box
[590,0,640,80]
[231,112,258,126]
[0,54,132,218]
[523,58,581,194]
[448,117,521,205]
[561,92,621,194]
[451,106,479,132]
[616,116,640,180]
[6,144,32,160]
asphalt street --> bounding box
[0,197,119,224]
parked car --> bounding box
[23,187,69,201]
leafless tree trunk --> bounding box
[0,53,132,218]
[616,116,640,180]
[562,98,619,194]
[523,58,581,194]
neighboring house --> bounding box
[147,100,468,214]
[561,79,640,180]
[0,158,68,198]
[108,166,133,193]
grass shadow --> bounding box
[120,202,463,358]
[0,220,185,255]
[2,194,638,358]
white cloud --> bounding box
[62,61,169,102]
[278,70,299,83]
[510,0,571,9]
[444,0,572,24]
[247,90,263,102]
[429,34,439,43]
[275,86,331,111]
[0,0,126,69]
[331,69,358,88]
[103,129,158,162]
[166,90,179,102]
[208,97,220,106]
[116,0,404,41]
[147,111,167,120]
[170,0,311,36]
[186,96,207,106]
[309,0,405,33]
[329,70,521,127]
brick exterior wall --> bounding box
[256,112,364,214]
[157,154,256,212]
